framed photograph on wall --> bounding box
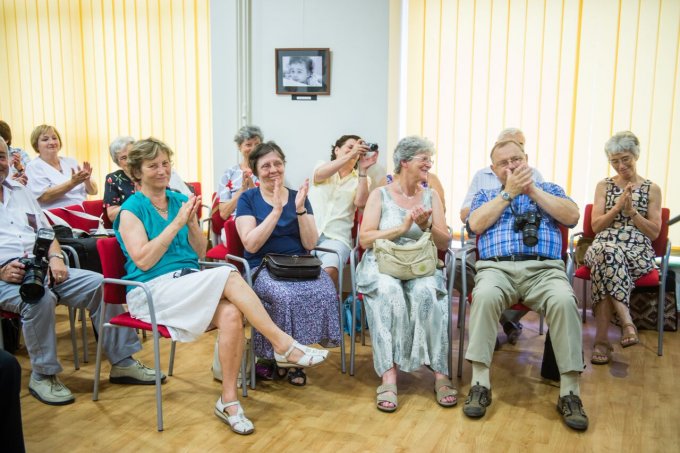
[275,48,331,95]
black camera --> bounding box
[513,210,542,247]
[19,228,56,303]
[363,142,379,151]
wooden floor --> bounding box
[17,299,680,453]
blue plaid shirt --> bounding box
[470,182,574,260]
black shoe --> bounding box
[494,337,501,351]
[503,321,523,345]
[463,382,492,418]
[557,391,589,431]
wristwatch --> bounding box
[500,190,513,202]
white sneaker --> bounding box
[29,375,75,406]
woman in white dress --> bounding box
[25,124,98,208]
[115,137,328,435]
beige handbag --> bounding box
[373,232,438,280]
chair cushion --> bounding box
[206,244,228,260]
[109,312,172,338]
[634,269,659,287]
[574,266,591,279]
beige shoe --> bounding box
[110,360,166,385]
[215,398,254,435]
[29,375,75,406]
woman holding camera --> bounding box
[307,135,378,287]
[235,141,341,386]
[355,136,454,412]
[25,124,98,209]
[584,131,662,365]
[115,138,328,434]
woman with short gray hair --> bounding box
[217,125,264,220]
[355,135,455,412]
[584,130,662,365]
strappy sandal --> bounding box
[590,341,613,365]
[274,340,328,369]
[620,323,640,348]
[434,378,458,407]
[376,384,398,413]
[214,398,254,435]
[287,368,307,386]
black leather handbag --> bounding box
[252,253,322,282]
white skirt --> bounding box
[126,266,233,342]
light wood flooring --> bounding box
[17,298,680,453]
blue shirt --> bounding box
[114,190,199,288]
[470,182,574,260]
[236,187,313,268]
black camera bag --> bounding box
[53,227,103,274]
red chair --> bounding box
[456,224,569,377]
[92,237,175,432]
[569,204,671,355]
[82,199,113,229]
[186,181,202,198]
[205,192,229,261]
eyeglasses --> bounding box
[411,156,434,165]
[494,155,525,169]
[609,155,633,167]
[258,160,285,172]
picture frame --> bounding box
[275,48,331,95]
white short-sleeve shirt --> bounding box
[0,180,52,262]
[25,156,87,209]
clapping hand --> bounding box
[504,163,534,196]
[295,179,309,212]
[411,205,433,230]
[71,162,93,185]
[272,178,284,211]
[175,194,201,226]
[242,169,255,190]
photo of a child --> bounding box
[282,56,323,87]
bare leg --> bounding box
[611,299,636,336]
[211,301,244,416]
[222,272,315,363]
[323,267,339,291]
[593,297,613,345]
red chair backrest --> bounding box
[210,192,226,236]
[653,208,670,258]
[224,217,245,269]
[83,199,113,229]
[96,237,127,304]
[187,181,202,198]
[581,204,595,238]
[46,204,100,231]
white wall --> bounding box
[250,0,390,187]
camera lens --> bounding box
[522,224,539,247]
[19,263,45,303]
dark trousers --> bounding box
[0,349,25,453]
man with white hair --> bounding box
[459,128,544,346]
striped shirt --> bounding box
[470,182,574,260]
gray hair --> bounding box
[392,136,435,174]
[109,136,135,164]
[605,131,640,159]
[0,136,7,153]
[234,125,263,146]
[497,127,524,141]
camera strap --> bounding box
[1,257,20,268]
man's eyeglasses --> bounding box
[494,155,525,169]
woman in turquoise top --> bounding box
[115,138,328,435]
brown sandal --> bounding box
[620,323,640,348]
[434,378,458,407]
[590,341,613,365]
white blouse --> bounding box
[25,156,88,209]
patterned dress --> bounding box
[584,178,656,308]
[355,187,449,376]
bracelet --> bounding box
[296,209,307,216]
[48,253,65,261]
[630,211,639,219]
[358,174,367,178]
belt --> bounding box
[483,255,550,262]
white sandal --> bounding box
[214,398,254,435]
[274,340,328,369]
